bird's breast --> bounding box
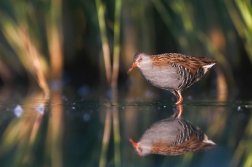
[139,63,182,90]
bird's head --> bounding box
[127,52,145,73]
[129,138,147,157]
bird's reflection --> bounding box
[129,105,216,156]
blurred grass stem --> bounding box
[225,0,252,63]
[18,26,50,98]
[112,88,121,167]
[99,109,111,167]
[231,114,252,167]
[95,0,112,83]
[111,0,122,88]
[46,0,64,81]
[46,90,63,167]
[111,0,122,165]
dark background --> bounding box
[0,0,251,100]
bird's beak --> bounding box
[127,62,138,74]
[129,138,138,148]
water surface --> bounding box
[0,90,251,167]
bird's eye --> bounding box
[138,57,142,62]
[138,147,143,152]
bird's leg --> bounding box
[176,104,183,118]
[171,104,183,118]
[173,90,183,105]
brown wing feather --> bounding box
[150,135,216,155]
[150,53,216,74]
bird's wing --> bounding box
[173,118,205,146]
[150,53,216,74]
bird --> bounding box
[127,52,216,104]
[129,114,216,156]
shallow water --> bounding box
[0,90,251,167]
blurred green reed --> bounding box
[0,92,47,166]
[0,0,252,166]
[152,0,235,86]
[231,113,252,167]
[95,0,112,84]
[0,0,251,92]
[225,0,252,63]
[0,0,63,97]
[111,1,122,167]
[95,0,122,166]
[0,91,64,167]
